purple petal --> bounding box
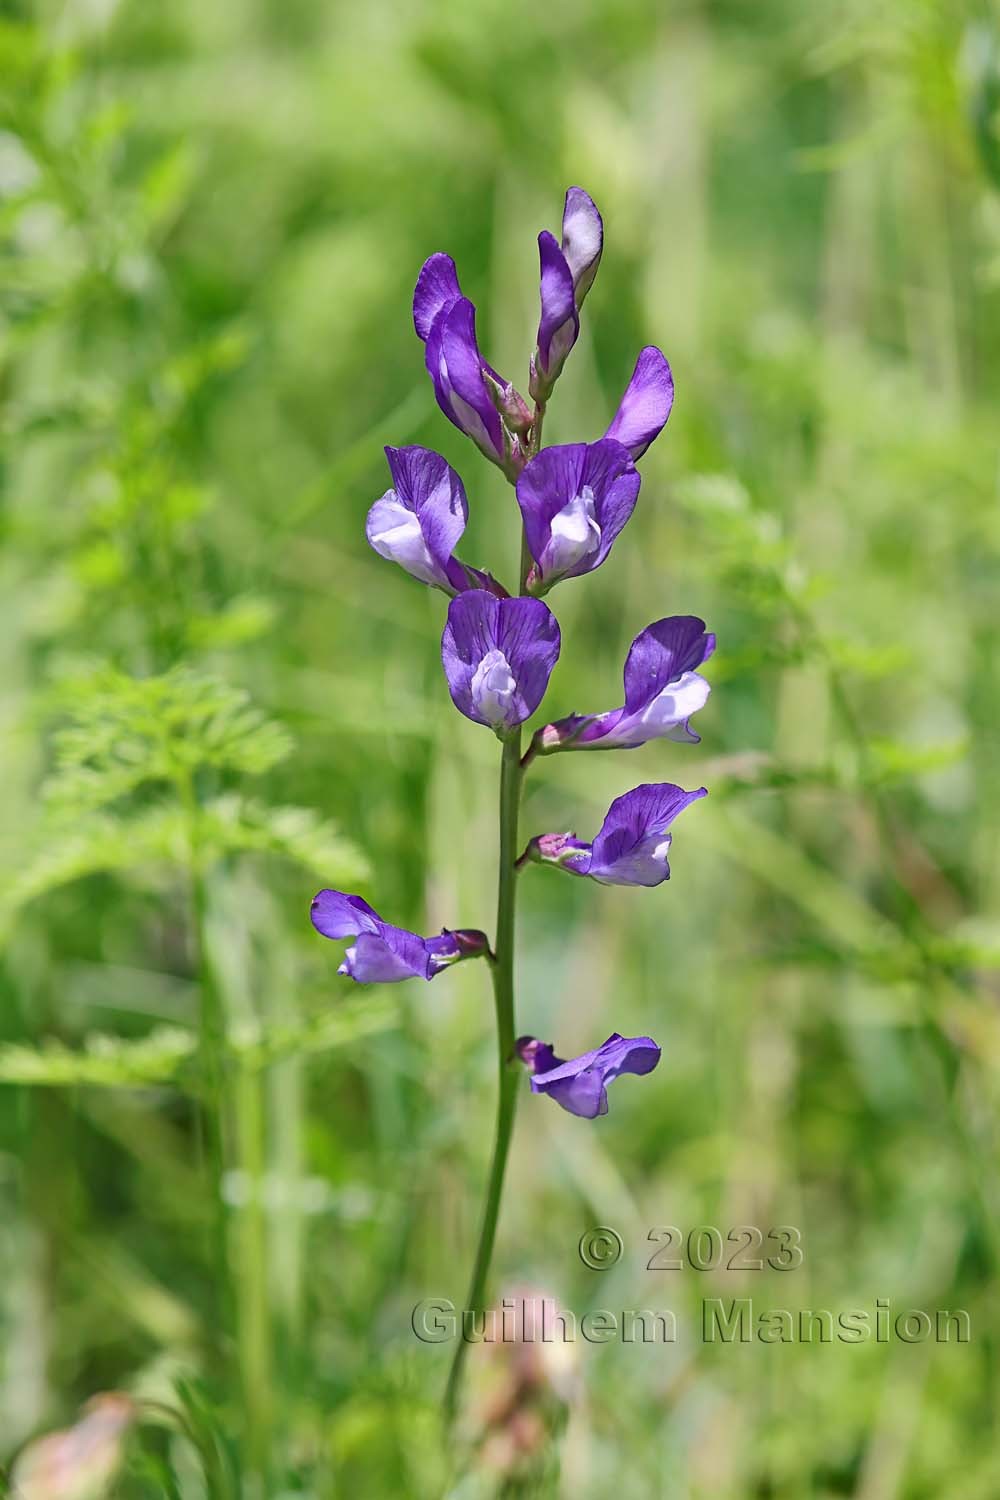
[536,230,579,379]
[441,591,560,733]
[604,347,674,461]
[366,446,469,590]
[310,890,381,940]
[623,616,715,712]
[413,253,462,342]
[530,1032,661,1118]
[342,926,438,983]
[426,298,505,461]
[588,783,707,886]
[561,186,603,305]
[516,440,639,588]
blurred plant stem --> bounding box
[178,771,230,1298]
[179,773,273,1492]
[445,731,524,1424]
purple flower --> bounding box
[366,446,468,592]
[442,590,561,735]
[604,346,674,461]
[531,187,604,401]
[533,231,578,395]
[521,782,707,887]
[517,1032,661,1118]
[538,616,715,752]
[516,439,640,592]
[310,890,488,983]
[413,253,509,466]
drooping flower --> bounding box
[520,782,707,887]
[311,890,488,983]
[516,1032,661,1118]
[366,445,467,591]
[413,253,510,467]
[515,440,640,593]
[442,590,561,735]
[365,445,503,595]
[536,615,715,753]
[530,187,604,402]
[604,346,674,461]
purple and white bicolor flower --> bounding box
[520,782,707,887]
[604,346,675,461]
[310,890,488,984]
[536,615,715,753]
[531,187,604,401]
[442,590,561,736]
[516,1032,661,1118]
[365,445,502,596]
[516,439,640,593]
[413,253,510,468]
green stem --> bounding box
[444,731,524,1422]
[178,774,231,1338]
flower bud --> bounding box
[484,372,533,435]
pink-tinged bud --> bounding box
[11,1394,136,1500]
[484,372,533,434]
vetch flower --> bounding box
[413,253,510,467]
[604,346,674,460]
[516,1032,661,1118]
[442,590,561,736]
[536,615,715,752]
[311,890,488,983]
[530,188,604,403]
[366,445,468,591]
[520,782,707,887]
[516,440,640,593]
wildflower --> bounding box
[604,346,674,460]
[441,591,561,735]
[413,253,510,466]
[310,891,488,983]
[560,186,604,306]
[535,615,714,752]
[365,445,500,594]
[515,439,640,593]
[516,1032,661,1117]
[520,782,706,887]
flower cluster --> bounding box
[312,187,714,1119]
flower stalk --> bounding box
[310,184,714,1435]
[444,730,523,1421]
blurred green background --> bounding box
[2,0,1000,1494]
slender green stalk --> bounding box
[444,730,524,1422]
[443,410,545,1423]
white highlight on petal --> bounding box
[612,671,711,746]
[367,495,446,587]
[594,832,672,886]
[470,647,517,727]
[541,485,601,579]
